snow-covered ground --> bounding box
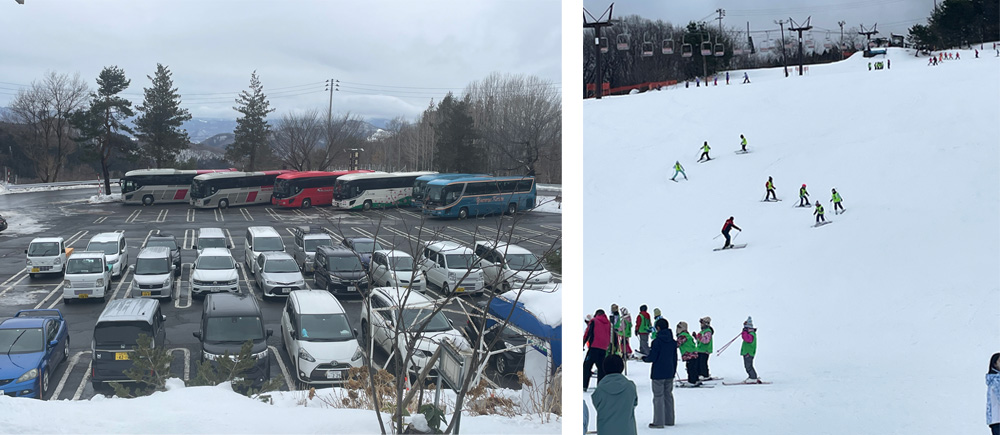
[583,47,1000,434]
[534,195,563,214]
[0,379,559,434]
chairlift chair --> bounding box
[616,34,629,51]
[700,41,712,56]
[714,42,725,57]
[733,46,744,55]
[662,38,674,55]
[805,39,815,50]
[599,37,609,54]
[681,43,693,57]
[641,41,654,57]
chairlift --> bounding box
[714,42,725,57]
[662,37,674,55]
[616,33,629,51]
[824,33,833,50]
[700,41,712,56]
[805,39,815,50]
[681,42,693,57]
[641,41,654,57]
[599,37,609,54]
[733,46,744,55]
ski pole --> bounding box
[712,233,722,240]
[715,334,741,356]
[732,230,741,242]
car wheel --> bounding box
[361,322,370,345]
[142,195,154,206]
[458,207,469,219]
[301,198,311,208]
[29,273,35,279]
[442,283,450,295]
[506,203,517,215]
[362,200,372,211]
[495,354,508,374]
[40,368,50,400]
[218,198,229,209]
[63,339,70,361]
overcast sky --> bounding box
[583,0,936,45]
[0,0,560,122]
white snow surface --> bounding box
[583,47,1000,434]
[503,284,563,328]
[0,380,559,434]
[533,195,562,214]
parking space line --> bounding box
[168,348,191,380]
[93,216,108,224]
[174,264,192,309]
[236,263,259,301]
[183,229,194,250]
[155,209,168,223]
[0,274,28,298]
[264,208,280,221]
[35,282,65,309]
[186,208,195,223]
[66,230,88,247]
[214,208,224,222]
[539,224,560,232]
[321,228,344,243]
[398,209,423,219]
[125,210,141,223]
[293,209,307,218]
[72,361,91,400]
[51,350,91,400]
[268,345,294,391]
[224,229,236,249]
[241,208,254,221]
[109,265,134,301]
[0,269,28,287]
[383,226,419,244]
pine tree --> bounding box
[108,334,171,398]
[188,340,283,397]
[226,71,275,172]
[134,64,192,167]
[70,66,135,195]
[432,93,483,173]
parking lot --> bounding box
[0,188,561,400]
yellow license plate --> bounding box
[456,287,465,292]
[141,291,151,296]
[115,352,130,361]
[78,294,88,299]
[31,268,40,273]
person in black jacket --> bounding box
[642,318,678,428]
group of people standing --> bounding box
[585,306,762,433]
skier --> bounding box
[635,305,653,356]
[675,321,701,386]
[799,184,810,207]
[814,201,826,224]
[618,307,634,358]
[743,72,750,83]
[868,62,872,71]
[740,317,760,383]
[726,71,730,84]
[609,304,622,356]
[987,352,1000,435]
[591,355,638,435]
[975,49,979,58]
[764,176,777,201]
[642,318,677,428]
[956,52,960,60]
[831,188,845,214]
[721,216,741,249]
[739,134,748,152]
[713,76,718,86]
[671,161,687,181]
[696,77,700,87]
[584,309,612,391]
[698,141,711,162]
[693,316,714,380]
[650,308,663,340]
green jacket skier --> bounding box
[814,201,825,224]
[676,321,700,385]
[831,188,845,214]
[739,134,748,152]
[694,316,714,380]
[698,141,711,162]
[740,316,759,382]
[799,184,810,207]
[765,176,777,201]
[671,161,687,181]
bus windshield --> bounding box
[121,179,139,193]
[424,184,464,206]
[190,180,211,199]
[273,178,297,199]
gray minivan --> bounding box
[193,293,272,388]
[91,299,166,391]
[313,245,368,296]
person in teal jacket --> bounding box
[591,355,638,435]
[831,188,845,214]
[671,161,687,181]
[676,321,700,385]
[741,316,760,383]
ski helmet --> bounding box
[802,184,806,188]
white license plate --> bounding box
[326,371,342,380]
[280,288,289,293]
[347,286,356,292]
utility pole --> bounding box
[859,23,879,49]
[324,79,339,125]
[715,8,725,35]
[788,17,812,76]
[584,4,615,100]
[775,19,789,77]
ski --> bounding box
[734,150,750,154]
[713,243,747,251]
[761,198,782,202]
[812,221,832,228]
[676,377,723,383]
[793,204,811,208]
[697,158,713,163]
[676,382,715,388]
[723,380,773,385]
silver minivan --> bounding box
[131,246,175,299]
[245,226,285,276]
[291,226,333,274]
[193,227,231,257]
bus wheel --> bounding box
[458,207,469,219]
[506,203,517,215]
[142,195,154,206]
[301,198,311,208]
[362,200,372,211]
[218,199,229,209]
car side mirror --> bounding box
[48,339,58,349]
[353,328,359,338]
[23,249,27,254]
[171,264,176,271]
[192,331,201,339]
[290,330,297,339]
[266,329,273,338]
[161,314,167,322]
[107,265,112,271]
[227,243,233,249]
[192,244,197,250]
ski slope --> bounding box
[583,47,1000,434]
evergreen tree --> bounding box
[432,93,483,173]
[226,71,275,172]
[108,334,171,398]
[188,340,283,396]
[134,64,192,167]
[70,66,135,195]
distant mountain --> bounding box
[183,118,238,144]
[200,133,235,149]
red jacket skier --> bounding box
[721,216,742,249]
[584,310,612,390]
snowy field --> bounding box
[583,47,1000,434]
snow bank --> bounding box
[532,196,562,214]
[504,285,562,328]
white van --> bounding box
[86,231,128,278]
[473,241,553,292]
[63,251,111,303]
[418,241,484,294]
[245,226,285,275]
[193,227,231,256]
[131,246,175,299]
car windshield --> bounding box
[504,253,545,271]
[94,322,153,347]
[198,238,228,250]
[401,308,452,332]
[298,313,353,341]
[329,255,363,272]
[351,240,383,253]
[0,328,44,353]
[445,254,475,269]
[254,237,284,252]
[66,258,105,274]
[304,238,332,252]
[147,239,177,251]
[195,255,235,270]
[86,241,118,255]
[136,257,170,275]
[204,316,265,342]
[390,256,415,271]
[27,242,59,257]
[264,259,298,273]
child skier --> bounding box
[814,201,825,224]
[698,141,711,162]
[799,184,810,207]
[671,161,687,181]
[740,317,760,383]
[739,134,748,152]
[743,72,750,83]
[831,188,845,214]
[675,321,701,386]
[618,307,634,358]
[765,176,777,201]
[635,305,653,356]
[694,316,714,380]
[721,216,741,249]
[650,308,663,340]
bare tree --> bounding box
[3,72,89,182]
[317,111,367,170]
[272,109,322,171]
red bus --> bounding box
[272,170,375,208]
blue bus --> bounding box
[412,173,486,208]
[422,175,536,219]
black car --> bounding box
[144,234,181,276]
[340,237,384,270]
[313,245,369,296]
[464,302,526,376]
[193,293,272,389]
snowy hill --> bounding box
[583,47,1000,434]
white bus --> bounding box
[331,171,437,211]
[189,170,293,209]
[120,168,234,205]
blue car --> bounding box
[0,309,70,399]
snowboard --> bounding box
[723,380,773,386]
[713,243,747,251]
[812,221,832,228]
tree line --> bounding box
[0,66,562,192]
[907,0,999,53]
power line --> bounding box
[728,0,910,17]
